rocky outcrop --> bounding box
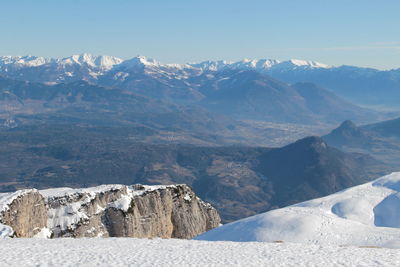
[0,184,220,239]
[0,190,47,237]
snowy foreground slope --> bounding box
[0,238,398,267]
[197,172,400,248]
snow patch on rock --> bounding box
[0,189,37,213]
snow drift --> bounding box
[196,172,400,248]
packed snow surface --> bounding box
[196,172,400,248]
[0,238,398,267]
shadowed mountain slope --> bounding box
[324,118,400,168]
[0,126,390,222]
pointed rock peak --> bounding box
[328,120,367,140]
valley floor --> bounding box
[0,238,398,267]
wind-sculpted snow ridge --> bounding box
[0,184,220,239]
[196,172,400,248]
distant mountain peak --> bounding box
[0,55,52,67]
[339,120,358,129]
[323,120,370,146]
[190,60,233,71]
[59,53,123,69]
[287,59,331,69]
[119,55,160,69]
[333,120,365,138]
[0,54,125,71]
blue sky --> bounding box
[1,0,399,69]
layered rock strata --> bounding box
[0,184,220,239]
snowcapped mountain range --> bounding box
[190,58,331,71]
[0,53,398,126]
[2,53,399,109]
[0,53,332,73]
[0,54,123,69]
[0,54,125,83]
[0,53,393,125]
[0,54,335,84]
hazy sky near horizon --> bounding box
[1,0,399,69]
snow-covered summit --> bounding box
[58,53,123,69]
[118,55,160,69]
[0,56,53,67]
[0,54,177,71]
[0,54,123,70]
[272,59,331,70]
[190,60,233,71]
[118,56,197,72]
[288,59,330,68]
[196,172,400,248]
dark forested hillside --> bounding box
[0,124,390,222]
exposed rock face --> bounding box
[0,190,47,237]
[100,185,220,239]
[0,184,220,239]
